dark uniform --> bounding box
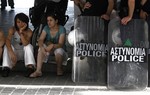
[81,0,110,43]
[119,0,142,46]
[142,0,150,86]
[141,0,150,47]
[1,0,14,10]
[142,0,150,14]
[142,0,150,31]
[119,0,141,19]
[142,0,150,32]
[82,0,108,16]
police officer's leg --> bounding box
[104,20,109,44]
[147,15,150,86]
[1,0,7,10]
[8,0,14,8]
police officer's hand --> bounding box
[84,2,91,9]
[140,10,148,20]
[101,14,110,20]
[121,16,132,25]
[74,0,80,5]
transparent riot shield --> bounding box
[107,18,148,90]
[72,16,108,85]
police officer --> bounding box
[140,0,150,23]
[1,0,14,10]
[83,0,114,20]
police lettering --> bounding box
[76,43,107,57]
[110,47,146,63]
[112,55,144,62]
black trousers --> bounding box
[147,15,150,83]
[1,0,14,7]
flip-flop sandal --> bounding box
[29,72,42,78]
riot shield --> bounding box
[72,16,108,84]
[107,18,148,90]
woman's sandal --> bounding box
[29,71,42,78]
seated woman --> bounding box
[30,13,67,78]
[0,29,5,63]
[2,13,36,77]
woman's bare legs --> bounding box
[55,54,63,75]
[30,49,45,77]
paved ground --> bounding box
[0,0,150,95]
[0,71,109,95]
[0,71,150,95]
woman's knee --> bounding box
[24,44,33,51]
[54,48,64,56]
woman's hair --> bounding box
[46,13,59,22]
[14,13,29,31]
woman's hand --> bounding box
[45,44,54,52]
[20,23,27,34]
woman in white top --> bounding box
[2,13,36,77]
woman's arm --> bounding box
[20,28,32,46]
[0,29,5,47]
[53,33,65,49]
[19,23,32,46]
[0,29,5,59]
[38,31,46,48]
[53,26,66,49]
[6,27,17,63]
[6,27,15,53]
